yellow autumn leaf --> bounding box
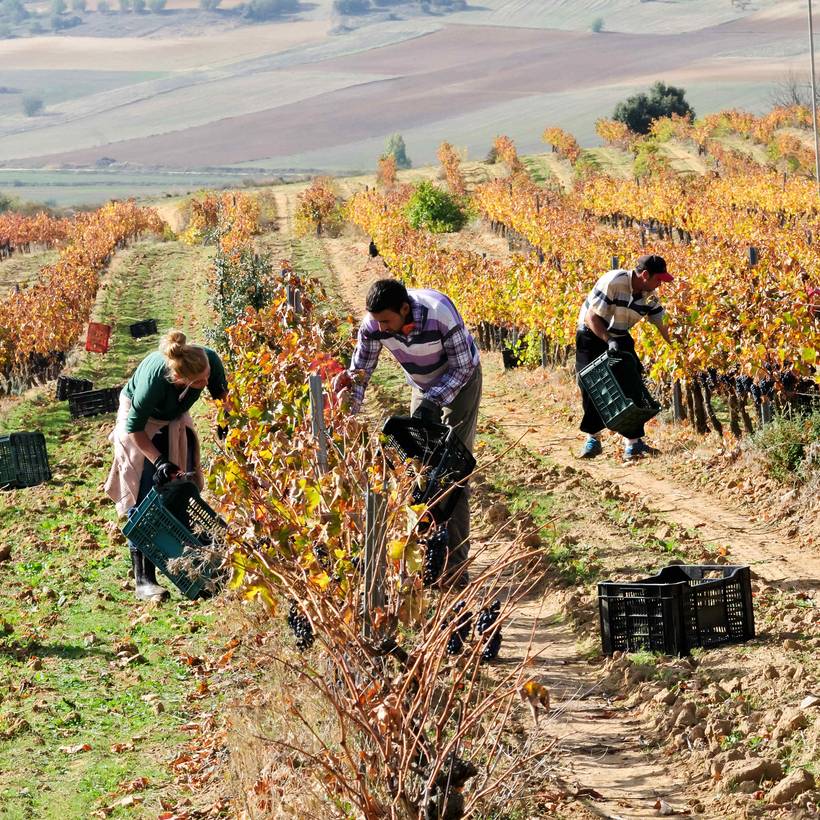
[388,539,406,561]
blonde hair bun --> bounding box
[159,329,208,381]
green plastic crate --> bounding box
[0,432,51,489]
[578,352,661,436]
[122,481,226,600]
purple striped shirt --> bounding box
[349,288,479,409]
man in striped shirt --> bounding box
[335,279,482,586]
[576,254,673,460]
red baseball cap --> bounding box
[636,254,673,282]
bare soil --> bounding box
[265,182,820,817]
[9,11,807,170]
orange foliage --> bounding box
[437,142,466,196]
[0,201,165,371]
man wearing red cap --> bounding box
[576,254,673,460]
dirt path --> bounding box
[323,223,815,585]
[259,187,688,815]
[273,183,818,816]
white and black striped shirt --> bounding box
[577,269,665,336]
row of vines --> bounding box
[172,190,550,818]
[347,122,820,436]
[0,200,165,385]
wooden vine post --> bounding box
[308,374,329,474]
[363,488,387,639]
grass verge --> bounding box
[0,238,228,819]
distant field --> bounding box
[0,169,277,207]
[0,0,809,199]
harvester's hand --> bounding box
[153,458,181,488]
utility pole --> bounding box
[809,0,820,194]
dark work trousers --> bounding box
[410,365,482,569]
[575,328,647,440]
[126,426,196,553]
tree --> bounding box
[51,0,66,13]
[333,0,369,11]
[590,16,603,32]
[21,95,44,117]
[244,0,298,20]
[199,0,221,9]
[613,81,695,135]
[71,0,86,10]
[118,0,131,12]
[97,0,109,10]
[769,69,819,110]
[133,0,145,11]
[0,0,28,23]
[148,0,166,9]
[384,132,411,169]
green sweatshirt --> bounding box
[123,348,227,433]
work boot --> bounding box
[623,439,660,461]
[130,549,169,602]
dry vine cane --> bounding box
[207,282,557,818]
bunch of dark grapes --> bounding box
[445,601,472,655]
[287,602,314,651]
[313,543,330,570]
[423,526,448,586]
[735,375,754,396]
[476,599,502,662]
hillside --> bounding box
[0,0,809,202]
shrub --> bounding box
[199,0,221,9]
[244,0,298,20]
[118,0,130,11]
[590,16,603,32]
[133,0,145,10]
[753,410,820,484]
[405,181,466,233]
[613,81,694,135]
[71,0,86,9]
[333,0,369,11]
[51,0,66,13]
[148,0,166,9]
[21,95,44,117]
[97,0,109,10]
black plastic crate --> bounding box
[69,386,122,419]
[381,416,476,524]
[122,481,226,600]
[130,319,158,339]
[0,432,51,489]
[55,375,93,401]
[598,564,754,657]
[578,352,661,436]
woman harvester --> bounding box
[105,330,228,601]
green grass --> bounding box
[0,237,225,818]
[0,169,260,209]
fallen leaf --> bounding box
[60,743,92,755]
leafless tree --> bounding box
[769,69,820,110]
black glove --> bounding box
[153,457,181,488]
[215,424,228,441]
[412,400,442,426]
[607,338,620,355]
